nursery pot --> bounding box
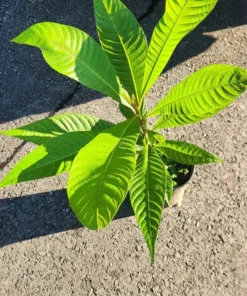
[169,165,195,207]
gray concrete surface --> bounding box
[0,0,247,295]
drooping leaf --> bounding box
[0,113,114,145]
[12,22,123,102]
[67,117,140,230]
[0,131,95,188]
[129,145,167,263]
[156,140,222,164]
[142,0,218,96]
[149,65,247,129]
[94,0,147,102]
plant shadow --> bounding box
[0,189,134,248]
[0,0,246,124]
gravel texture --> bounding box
[0,0,247,295]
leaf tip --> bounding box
[11,34,23,44]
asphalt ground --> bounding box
[0,1,247,295]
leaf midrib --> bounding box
[142,1,187,97]
[32,25,120,100]
[149,78,246,116]
[145,146,153,242]
[95,117,136,227]
[0,135,94,187]
[102,3,139,99]
[158,145,215,160]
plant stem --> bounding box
[131,94,149,144]
[136,107,150,144]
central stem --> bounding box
[136,107,149,144]
[131,94,149,144]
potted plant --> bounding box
[0,0,246,263]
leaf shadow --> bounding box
[1,0,246,124]
[0,189,134,248]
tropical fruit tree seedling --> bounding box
[1,0,247,263]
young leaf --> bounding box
[12,22,122,102]
[149,65,247,129]
[0,132,95,188]
[94,0,147,102]
[67,117,140,230]
[156,140,222,164]
[0,113,114,145]
[142,0,218,97]
[129,145,167,263]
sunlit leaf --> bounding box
[67,117,140,230]
[0,131,95,188]
[0,113,113,145]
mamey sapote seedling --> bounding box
[1,0,246,263]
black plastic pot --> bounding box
[169,165,195,207]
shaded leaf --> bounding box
[164,168,173,205]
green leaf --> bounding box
[0,113,114,145]
[129,145,167,263]
[156,140,222,164]
[142,0,218,96]
[94,0,147,102]
[164,167,173,205]
[149,65,247,129]
[0,132,95,188]
[147,130,165,145]
[12,22,122,102]
[67,117,140,230]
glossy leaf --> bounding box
[0,132,95,188]
[149,65,247,129]
[156,140,222,164]
[94,0,147,102]
[0,113,113,145]
[67,117,140,230]
[12,22,122,102]
[142,0,218,96]
[129,145,166,263]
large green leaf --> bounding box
[142,0,218,97]
[156,140,222,164]
[67,117,140,230]
[0,113,113,145]
[94,0,147,102]
[12,22,123,102]
[0,132,95,188]
[129,145,167,263]
[149,65,247,129]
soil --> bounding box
[0,1,247,296]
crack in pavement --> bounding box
[1,0,162,170]
[0,142,26,170]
